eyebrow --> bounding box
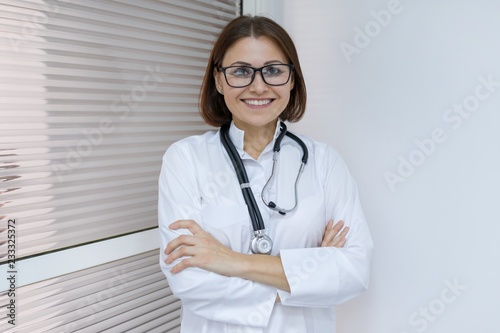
[228,60,286,66]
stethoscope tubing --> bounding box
[220,124,266,232]
[220,121,308,232]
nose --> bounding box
[248,70,268,94]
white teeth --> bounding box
[244,99,272,106]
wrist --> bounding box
[227,251,250,278]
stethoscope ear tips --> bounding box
[269,201,286,215]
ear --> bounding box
[289,73,295,91]
[213,68,224,94]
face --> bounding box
[214,36,294,132]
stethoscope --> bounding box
[220,121,308,254]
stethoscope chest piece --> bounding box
[220,121,308,255]
[251,231,273,255]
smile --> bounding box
[243,99,273,106]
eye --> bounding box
[227,67,253,77]
[263,65,284,76]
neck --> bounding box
[235,120,277,159]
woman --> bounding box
[159,15,373,333]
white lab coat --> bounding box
[158,121,373,333]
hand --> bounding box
[321,219,349,248]
[164,219,241,276]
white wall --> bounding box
[249,1,500,332]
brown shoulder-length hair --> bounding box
[199,15,307,127]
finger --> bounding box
[338,226,349,239]
[333,238,346,248]
[332,227,349,247]
[165,240,200,264]
[332,226,349,244]
[169,219,204,236]
[331,220,344,233]
[169,256,196,274]
[320,220,335,246]
[165,234,197,255]
[321,230,336,247]
[321,220,344,246]
[322,230,339,247]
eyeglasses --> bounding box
[217,64,294,88]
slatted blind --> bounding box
[0,0,239,259]
[0,250,180,333]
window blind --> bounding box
[0,0,239,260]
[0,250,180,333]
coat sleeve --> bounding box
[158,143,277,327]
[277,146,373,307]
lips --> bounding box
[242,99,273,106]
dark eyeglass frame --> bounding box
[217,64,294,88]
